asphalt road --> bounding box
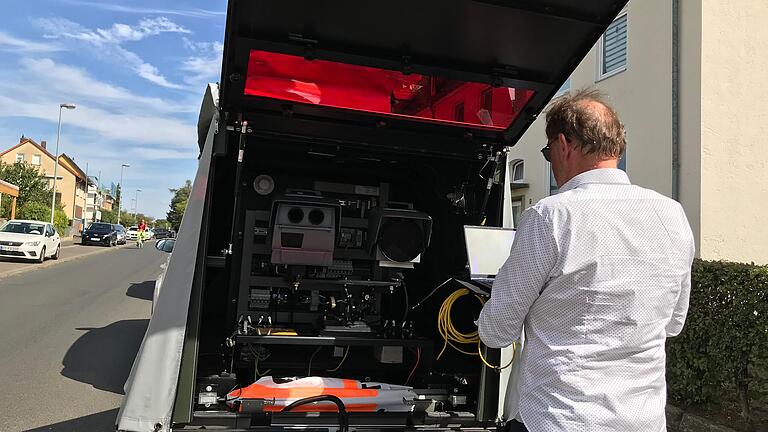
[0,241,128,279]
[0,242,167,431]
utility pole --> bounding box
[134,189,142,219]
[50,103,76,224]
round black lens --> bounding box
[287,207,304,224]
[308,209,325,225]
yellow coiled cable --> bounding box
[437,288,516,371]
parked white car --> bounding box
[0,219,61,263]
[125,226,139,240]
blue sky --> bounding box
[0,0,227,218]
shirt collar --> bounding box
[558,168,631,193]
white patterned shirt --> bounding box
[478,168,694,432]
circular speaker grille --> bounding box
[287,207,304,224]
[253,174,275,195]
[308,209,325,225]
[379,219,425,262]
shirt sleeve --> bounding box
[478,206,559,348]
[666,231,695,337]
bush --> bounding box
[16,201,69,234]
[53,208,69,234]
[667,259,768,423]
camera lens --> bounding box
[287,207,304,224]
[308,209,325,225]
[379,219,425,262]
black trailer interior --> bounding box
[172,1,628,430]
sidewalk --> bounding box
[62,236,80,246]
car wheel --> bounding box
[52,245,60,260]
[38,247,46,263]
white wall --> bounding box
[508,0,673,209]
[696,0,768,264]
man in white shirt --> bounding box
[477,88,695,432]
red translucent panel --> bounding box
[244,50,535,130]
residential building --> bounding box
[101,191,114,212]
[0,136,89,227]
[503,0,768,265]
[83,179,103,223]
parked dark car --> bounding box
[153,228,171,239]
[82,222,118,247]
[112,224,127,244]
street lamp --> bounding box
[134,188,142,219]
[50,103,76,224]
[117,163,130,225]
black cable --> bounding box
[307,346,322,376]
[411,278,452,311]
[400,281,409,326]
[282,394,348,432]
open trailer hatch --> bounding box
[220,0,628,144]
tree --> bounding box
[114,184,122,217]
[154,219,170,229]
[167,180,192,231]
[120,210,136,228]
[100,208,117,224]
[0,161,52,218]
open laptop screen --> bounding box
[464,226,516,278]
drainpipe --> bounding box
[672,0,681,200]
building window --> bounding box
[454,102,464,122]
[15,153,24,163]
[555,77,571,97]
[32,154,41,165]
[597,12,627,80]
[618,152,627,171]
[511,160,525,183]
[549,167,558,195]
[511,197,523,229]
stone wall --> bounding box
[667,405,737,432]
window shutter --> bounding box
[602,14,627,75]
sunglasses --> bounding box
[540,144,551,162]
[541,134,569,162]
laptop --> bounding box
[463,225,517,289]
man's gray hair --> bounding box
[544,88,626,159]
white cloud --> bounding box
[136,62,185,90]
[0,58,198,149]
[180,39,224,87]
[18,58,196,113]
[133,147,199,160]
[37,17,190,45]
[0,31,63,53]
[0,95,196,149]
[34,17,188,89]
[182,38,223,53]
[181,55,222,86]
[60,0,225,18]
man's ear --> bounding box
[557,133,571,159]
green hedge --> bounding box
[667,259,768,422]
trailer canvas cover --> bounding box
[117,86,217,432]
